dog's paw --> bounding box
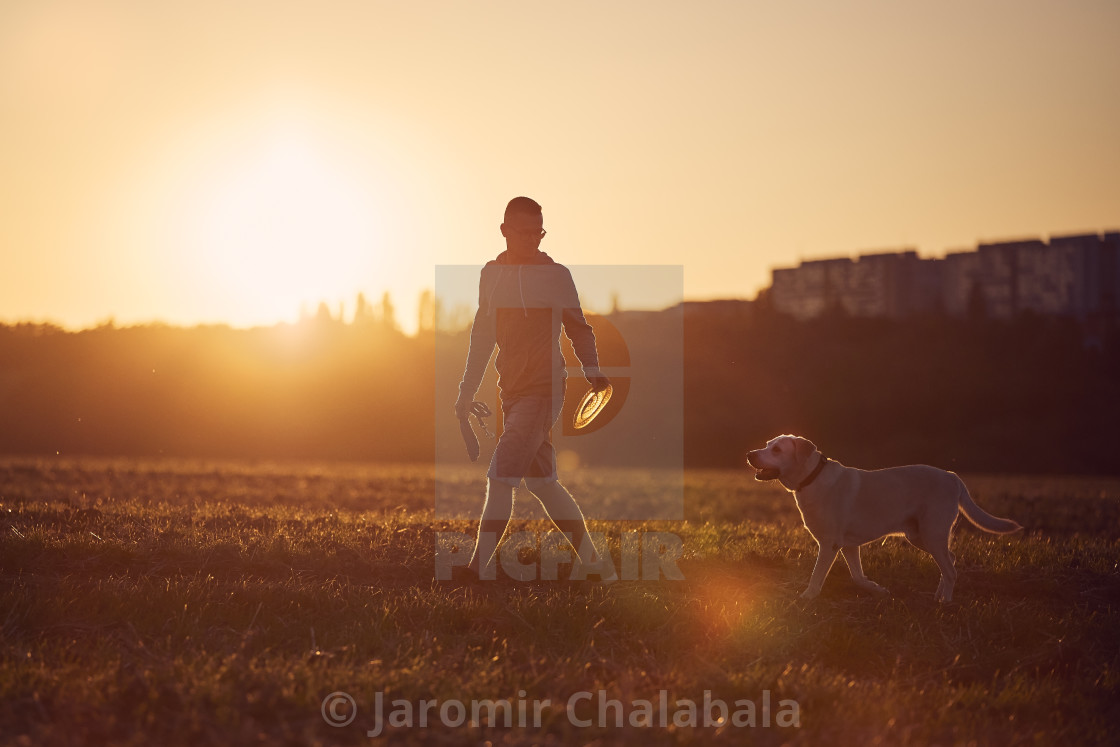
[799,588,820,600]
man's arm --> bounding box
[456,282,497,417]
[562,305,609,392]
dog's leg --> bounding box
[801,540,839,599]
[840,545,889,595]
[929,543,958,603]
[918,515,959,602]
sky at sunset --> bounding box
[3,0,1118,332]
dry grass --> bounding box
[2,458,1118,745]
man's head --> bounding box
[501,196,546,259]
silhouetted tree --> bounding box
[417,289,437,333]
[380,292,398,332]
[353,293,374,325]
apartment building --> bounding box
[770,231,1119,322]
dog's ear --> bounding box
[794,437,817,465]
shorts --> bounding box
[487,393,564,486]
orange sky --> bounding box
[2,1,1118,331]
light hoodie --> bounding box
[458,249,601,402]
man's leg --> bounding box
[526,478,616,581]
[474,396,550,578]
[467,478,515,577]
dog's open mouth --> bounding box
[754,468,780,481]
[746,453,780,481]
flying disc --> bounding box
[572,383,613,430]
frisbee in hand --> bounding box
[572,382,613,430]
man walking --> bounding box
[455,196,613,581]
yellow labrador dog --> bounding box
[746,435,1021,602]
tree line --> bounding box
[1,306,1116,474]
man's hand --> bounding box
[456,396,493,421]
[454,395,472,420]
[587,374,611,393]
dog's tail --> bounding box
[956,479,1022,534]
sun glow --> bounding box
[189,127,383,326]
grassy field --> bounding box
[1,458,1118,746]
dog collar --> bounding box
[795,455,829,491]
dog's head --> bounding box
[746,435,818,482]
